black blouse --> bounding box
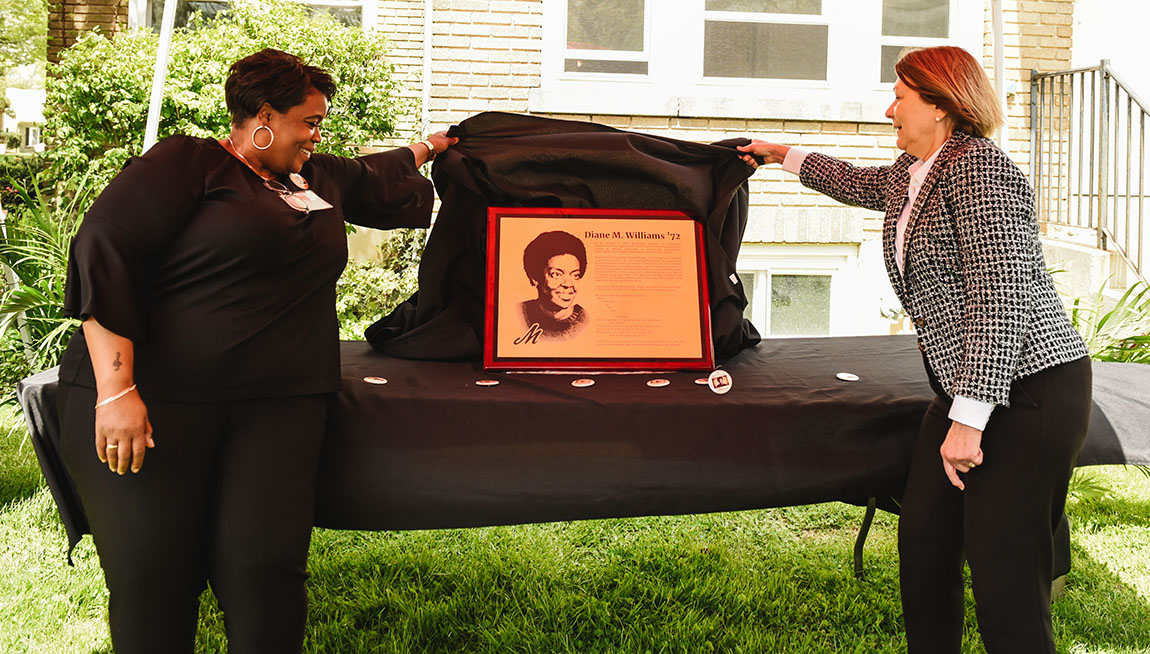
[60,135,433,402]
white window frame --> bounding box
[562,0,652,76]
[737,243,858,337]
[22,126,41,148]
[127,0,375,31]
[533,0,982,121]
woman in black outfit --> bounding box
[739,46,1091,653]
[57,48,456,652]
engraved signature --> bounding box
[514,322,543,345]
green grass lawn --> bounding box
[2,406,1147,654]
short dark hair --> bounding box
[523,231,588,284]
[225,48,337,126]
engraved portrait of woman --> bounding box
[519,230,589,341]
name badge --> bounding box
[283,189,334,212]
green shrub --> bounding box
[0,329,35,394]
[0,0,415,393]
[335,229,424,339]
[0,172,92,383]
[1068,280,1150,364]
[0,154,44,209]
[43,0,407,182]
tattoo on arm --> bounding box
[113,351,122,372]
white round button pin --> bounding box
[571,378,595,388]
[694,377,710,385]
[646,379,670,388]
[475,379,500,387]
[707,369,733,395]
[836,372,860,382]
[362,376,388,385]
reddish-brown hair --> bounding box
[895,46,1003,138]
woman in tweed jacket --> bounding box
[739,46,1091,654]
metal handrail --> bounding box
[1032,60,1148,286]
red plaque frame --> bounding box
[484,207,714,371]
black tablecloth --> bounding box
[19,335,1150,551]
[315,335,1149,531]
[365,112,761,361]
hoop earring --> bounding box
[252,124,274,151]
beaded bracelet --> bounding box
[94,384,138,409]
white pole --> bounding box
[422,0,433,137]
[142,0,179,153]
[423,0,435,238]
[992,0,1008,149]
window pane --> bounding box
[704,21,827,80]
[567,0,645,51]
[151,0,227,28]
[880,44,910,83]
[309,5,362,27]
[770,274,830,336]
[738,272,756,323]
[564,59,648,74]
[150,0,360,28]
[882,0,948,38]
[705,0,820,13]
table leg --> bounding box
[853,497,878,579]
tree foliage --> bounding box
[43,0,406,179]
[0,0,47,72]
[336,230,426,339]
[0,168,93,395]
[0,0,414,383]
[0,0,47,116]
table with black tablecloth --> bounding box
[19,335,1149,569]
[318,335,935,531]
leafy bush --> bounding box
[0,154,42,208]
[0,0,48,72]
[44,0,407,182]
[2,132,20,150]
[1062,277,1150,489]
[0,171,93,393]
[1068,280,1150,364]
[0,0,415,392]
[336,229,424,339]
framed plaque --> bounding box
[484,207,714,371]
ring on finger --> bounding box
[106,443,119,450]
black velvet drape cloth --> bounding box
[365,111,762,361]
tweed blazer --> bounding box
[799,130,1087,407]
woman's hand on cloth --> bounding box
[736,140,791,169]
[940,420,984,490]
[427,130,459,153]
[96,392,154,475]
[410,130,460,166]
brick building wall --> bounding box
[375,0,426,148]
[426,0,542,122]
[47,0,129,63]
[45,0,1080,330]
[407,1,1074,247]
[984,0,1076,173]
[375,0,543,145]
[384,0,1077,334]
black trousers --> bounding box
[898,356,1092,654]
[58,381,328,654]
